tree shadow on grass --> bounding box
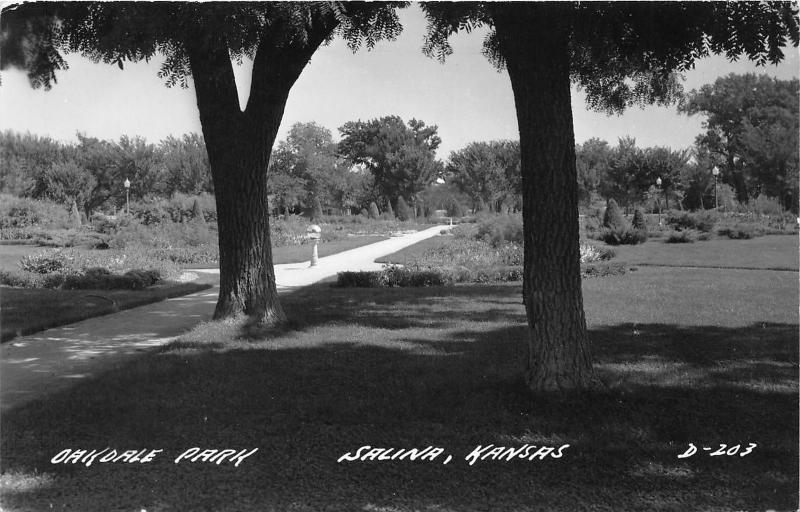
[1,284,797,511]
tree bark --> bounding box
[185,21,335,325]
[490,4,597,391]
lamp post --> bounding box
[123,178,131,215]
[656,177,663,226]
[712,166,720,210]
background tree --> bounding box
[422,2,798,391]
[2,2,405,324]
[29,160,95,208]
[338,115,443,207]
[446,140,521,213]
[575,138,611,208]
[599,137,644,209]
[73,134,127,217]
[679,74,799,210]
[0,131,70,196]
[395,195,412,221]
[268,122,358,214]
[159,133,212,196]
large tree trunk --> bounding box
[185,24,335,325]
[491,4,597,391]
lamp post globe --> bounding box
[655,177,663,226]
[123,178,131,215]
[712,166,720,210]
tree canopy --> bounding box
[338,115,443,209]
[679,73,799,210]
[446,140,521,213]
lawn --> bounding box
[1,262,796,510]
[374,233,451,265]
[605,234,798,271]
[0,281,212,343]
[378,233,799,272]
[0,235,390,271]
[272,235,388,265]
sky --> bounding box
[0,3,798,160]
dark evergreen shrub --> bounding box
[665,230,697,243]
[191,198,205,224]
[310,197,324,221]
[368,202,380,219]
[396,196,412,221]
[632,208,646,230]
[602,199,627,231]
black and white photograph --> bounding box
[0,2,798,510]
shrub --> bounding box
[336,267,453,288]
[396,196,412,221]
[580,242,615,263]
[602,199,627,231]
[665,230,697,243]
[130,193,217,225]
[309,197,324,221]
[368,202,380,220]
[0,270,65,288]
[0,267,164,290]
[581,262,627,278]
[0,195,69,229]
[446,198,466,218]
[69,200,82,228]
[18,249,78,274]
[15,246,181,281]
[599,227,647,245]
[384,201,395,220]
[31,228,109,248]
[475,215,523,247]
[191,198,205,224]
[718,225,758,239]
[632,208,646,230]
[666,210,717,233]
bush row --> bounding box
[0,267,161,290]
[336,261,626,288]
[2,247,182,290]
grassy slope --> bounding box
[0,282,212,343]
[1,263,797,510]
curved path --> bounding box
[1,225,449,411]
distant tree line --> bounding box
[3,73,795,218]
[0,130,211,216]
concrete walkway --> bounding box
[1,225,449,411]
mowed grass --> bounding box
[1,264,797,510]
[374,233,452,265]
[0,281,212,342]
[272,235,388,264]
[378,233,799,271]
[607,234,798,270]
